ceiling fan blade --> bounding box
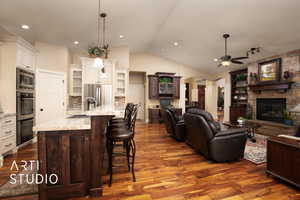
[217,63,223,67]
[232,56,248,60]
[231,60,243,64]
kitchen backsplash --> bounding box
[68,96,82,110]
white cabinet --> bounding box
[16,44,36,71]
[114,69,128,110]
[84,65,101,84]
[0,114,16,167]
[70,66,82,96]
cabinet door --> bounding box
[38,132,90,200]
[148,76,158,99]
[16,46,35,70]
[173,77,181,99]
[70,69,82,96]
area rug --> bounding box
[244,134,268,164]
[0,164,38,198]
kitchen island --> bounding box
[33,107,117,200]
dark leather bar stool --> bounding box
[106,104,138,186]
[110,103,134,125]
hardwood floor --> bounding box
[1,123,300,200]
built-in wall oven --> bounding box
[16,68,35,145]
[17,118,34,145]
[16,68,35,90]
[17,92,34,119]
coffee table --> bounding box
[223,121,261,143]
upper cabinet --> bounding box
[173,76,181,99]
[69,65,82,96]
[148,75,159,99]
[114,68,128,110]
[148,73,181,99]
[16,43,36,71]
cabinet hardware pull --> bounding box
[5,120,12,123]
[5,143,12,147]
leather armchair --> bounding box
[162,107,185,141]
[183,108,247,162]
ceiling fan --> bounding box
[216,34,249,67]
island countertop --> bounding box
[33,106,122,132]
[33,117,91,132]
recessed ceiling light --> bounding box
[21,24,30,30]
[173,42,179,46]
[73,41,79,45]
[119,35,124,39]
[214,58,218,62]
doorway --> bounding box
[198,85,205,109]
[216,78,225,122]
[129,72,146,121]
[36,69,66,125]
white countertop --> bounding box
[33,105,123,132]
[33,117,91,132]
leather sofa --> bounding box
[161,107,185,141]
[183,108,247,162]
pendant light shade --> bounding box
[94,57,104,68]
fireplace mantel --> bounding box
[249,81,294,93]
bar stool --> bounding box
[106,104,138,186]
[110,103,134,125]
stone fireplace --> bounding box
[256,98,286,123]
[246,49,300,136]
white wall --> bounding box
[35,42,70,72]
[130,53,211,122]
[110,46,129,69]
[208,70,233,122]
[205,80,218,119]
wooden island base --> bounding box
[37,115,113,200]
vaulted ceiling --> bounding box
[1,0,300,75]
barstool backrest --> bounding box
[129,104,138,134]
[124,103,134,121]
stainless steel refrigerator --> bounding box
[83,84,113,111]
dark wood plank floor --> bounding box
[0,123,299,200]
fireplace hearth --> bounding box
[256,98,286,123]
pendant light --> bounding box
[93,0,109,69]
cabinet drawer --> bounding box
[0,135,16,154]
[1,116,16,128]
[0,128,15,138]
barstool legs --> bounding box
[130,138,136,182]
[125,140,131,171]
[107,138,136,186]
[108,139,113,187]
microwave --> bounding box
[16,68,35,90]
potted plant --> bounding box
[88,45,109,59]
[237,116,247,125]
[283,110,293,126]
